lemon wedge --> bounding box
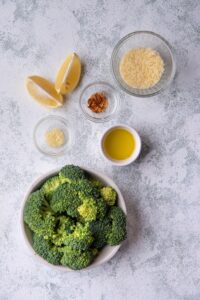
[55,53,81,94]
[26,75,63,108]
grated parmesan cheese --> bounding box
[45,128,65,148]
[120,48,164,89]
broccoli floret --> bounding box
[77,194,97,222]
[60,246,95,270]
[96,198,108,220]
[90,218,111,249]
[41,176,62,200]
[33,234,62,265]
[24,190,56,239]
[90,178,104,188]
[63,223,94,250]
[72,179,100,198]
[101,187,117,206]
[77,196,107,223]
[52,216,75,246]
[91,248,99,257]
[59,165,86,183]
[106,206,127,245]
[57,216,75,234]
[50,183,81,218]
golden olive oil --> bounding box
[103,128,135,160]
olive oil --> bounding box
[103,128,135,160]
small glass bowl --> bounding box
[33,115,71,156]
[79,81,120,123]
[111,31,176,97]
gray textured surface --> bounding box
[0,0,200,299]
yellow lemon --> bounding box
[55,53,81,94]
[26,75,63,108]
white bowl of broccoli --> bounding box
[21,165,127,271]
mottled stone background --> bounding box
[0,0,200,299]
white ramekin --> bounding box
[101,124,142,166]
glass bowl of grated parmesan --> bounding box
[33,115,71,156]
[111,31,176,97]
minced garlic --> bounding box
[120,48,164,89]
[45,128,65,148]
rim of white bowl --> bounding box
[100,124,142,166]
[21,166,127,271]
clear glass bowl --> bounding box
[33,115,71,156]
[111,31,176,97]
[79,81,120,122]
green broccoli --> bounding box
[101,186,117,206]
[90,178,104,188]
[50,183,81,217]
[60,246,95,270]
[77,194,97,222]
[96,198,108,220]
[52,216,75,246]
[59,165,86,183]
[33,234,62,265]
[72,179,100,198]
[77,196,107,223]
[41,176,62,200]
[24,190,56,239]
[90,218,111,249]
[63,222,94,250]
[106,206,127,245]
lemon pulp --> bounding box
[103,128,135,160]
[55,53,81,94]
[26,75,63,108]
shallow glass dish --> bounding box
[111,31,176,97]
[79,81,120,122]
[33,115,71,156]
